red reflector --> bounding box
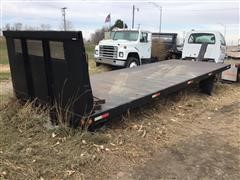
[94,113,109,121]
[101,113,109,119]
[187,80,193,84]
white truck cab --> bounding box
[94,29,152,68]
[182,31,226,63]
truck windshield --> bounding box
[188,33,215,44]
[112,31,139,41]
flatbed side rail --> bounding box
[3,31,94,127]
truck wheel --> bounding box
[96,62,101,67]
[126,57,140,68]
[171,54,177,59]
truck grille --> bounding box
[99,45,117,58]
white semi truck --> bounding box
[94,29,182,68]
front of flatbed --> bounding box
[3,31,230,128]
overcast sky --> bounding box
[1,0,239,44]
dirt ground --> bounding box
[114,93,240,180]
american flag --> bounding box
[105,14,111,23]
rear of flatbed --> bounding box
[3,31,230,128]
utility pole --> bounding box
[159,6,162,33]
[132,5,139,29]
[132,5,135,29]
[61,7,67,31]
[149,2,162,33]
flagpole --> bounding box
[109,13,111,31]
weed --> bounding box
[0,72,10,82]
[0,98,106,179]
[0,37,8,64]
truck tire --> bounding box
[171,54,177,59]
[126,57,140,68]
[96,62,101,67]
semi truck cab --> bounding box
[94,29,152,68]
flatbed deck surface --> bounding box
[90,60,229,118]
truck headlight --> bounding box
[119,52,124,57]
[95,50,99,55]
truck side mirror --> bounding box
[147,34,152,42]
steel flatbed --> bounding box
[3,31,230,127]
[90,60,230,123]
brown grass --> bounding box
[0,98,112,179]
[0,64,10,73]
[1,82,239,179]
[0,37,8,65]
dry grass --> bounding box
[0,98,113,179]
[1,82,239,179]
[88,59,112,74]
[0,37,8,65]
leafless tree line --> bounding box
[90,19,128,44]
[2,19,126,44]
[3,21,74,31]
[3,23,52,31]
[90,27,109,44]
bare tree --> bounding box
[110,19,128,30]
[13,23,23,30]
[24,25,37,30]
[40,24,51,30]
[3,22,22,31]
[90,27,108,44]
[3,23,51,31]
[3,23,11,30]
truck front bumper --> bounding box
[96,58,126,67]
